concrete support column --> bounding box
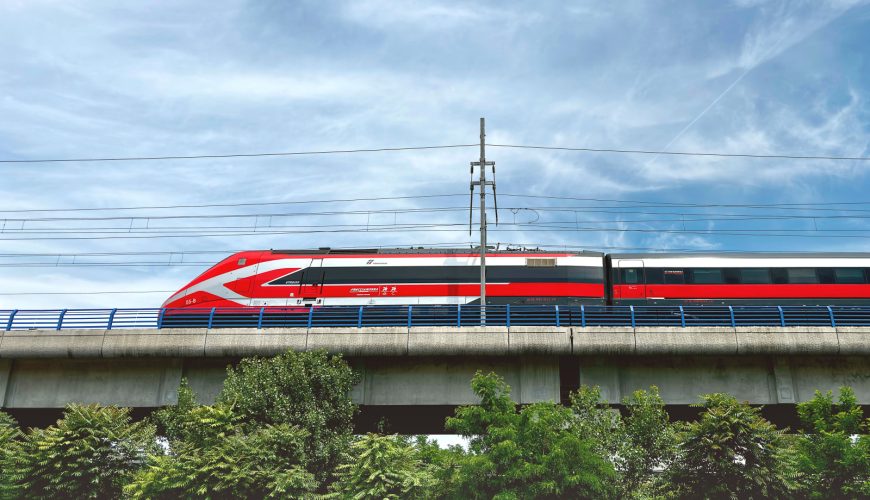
[578,358,622,404]
[157,358,183,406]
[517,356,560,403]
[0,359,11,408]
[771,357,796,403]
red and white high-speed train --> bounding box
[162,248,606,308]
[163,249,870,309]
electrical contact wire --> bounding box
[2,142,866,164]
[0,194,469,213]
[0,144,478,164]
[487,143,870,161]
[8,223,870,240]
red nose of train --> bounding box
[162,251,265,309]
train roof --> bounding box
[610,252,870,259]
[270,247,604,256]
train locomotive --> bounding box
[163,248,870,309]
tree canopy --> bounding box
[445,371,618,499]
[1,352,868,500]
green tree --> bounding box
[793,386,870,499]
[445,371,617,499]
[217,349,359,485]
[569,385,622,457]
[128,404,315,499]
[569,385,677,499]
[0,412,22,499]
[664,393,791,499]
[331,433,434,499]
[10,404,156,500]
[150,377,199,445]
[618,387,678,499]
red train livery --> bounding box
[163,249,870,309]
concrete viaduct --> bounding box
[1,326,868,431]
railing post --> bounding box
[157,309,166,329]
[207,307,216,329]
[6,310,17,331]
[257,307,265,329]
[554,305,559,328]
[56,309,67,330]
[307,307,314,329]
[777,306,785,327]
[506,304,511,328]
[581,305,586,328]
[357,306,364,328]
[630,305,636,329]
[827,305,836,328]
[107,308,117,330]
[728,306,735,328]
[679,305,685,328]
[407,306,412,329]
[457,304,461,327]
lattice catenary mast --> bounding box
[469,117,498,317]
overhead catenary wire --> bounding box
[0,193,468,214]
[1,142,867,164]
[0,144,477,164]
[5,192,870,217]
[487,143,870,161]
[7,223,870,241]
[5,188,870,218]
[9,205,870,227]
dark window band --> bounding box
[618,267,870,285]
[268,265,603,286]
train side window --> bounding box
[301,268,325,285]
[663,269,685,285]
[834,268,865,284]
[692,268,724,284]
[771,269,788,284]
[741,268,771,284]
[723,268,740,284]
[621,268,642,284]
[817,268,835,284]
[645,268,664,284]
[787,268,818,284]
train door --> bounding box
[298,258,324,306]
[617,260,645,302]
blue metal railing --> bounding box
[2,305,870,331]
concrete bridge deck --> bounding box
[1,326,868,430]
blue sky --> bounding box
[1,0,869,308]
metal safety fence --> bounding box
[2,305,870,331]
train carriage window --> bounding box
[740,268,771,284]
[723,268,740,284]
[817,268,835,284]
[692,268,724,284]
[301,268,325,285]
[787,268,818,284]
[834,268,865,284]
[663,269,685,285]
[621,268,642,284]
[645,268,664,284]
[771,269,788,284]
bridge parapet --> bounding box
[0,326,866,359]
